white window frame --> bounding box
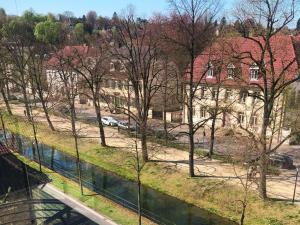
[206,62,215,78]
[239,90,248,103]
[250,115,258,127]
[110,62,115,72]
[250,64,259,80]
[227,63,235,79]
[224,89,232,101]
[200,107,206,118]
[200,86,207,98]
[238,112,245,125]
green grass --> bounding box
[13,153,155,225]
[2,113,300,225]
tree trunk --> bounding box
[188,88,195,177]
[240,203,246,225]
[70,102,83,195]
[140,122,148,162]
[137,175,142,225]
[259,150,268,199]
[40,97,55,131]
[30,106,42,172]
[163,110,168,145]
[136,141,142,225]
[208,117,216,158]
[5,80,10,99]
[0,87,12,115]
[22,87,31,121]
[259,113,269,199]
[0,113,8,146]
[94,98,106,147]
[188,123,195,177]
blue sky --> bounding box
[0,0,234,18]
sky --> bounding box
[0,0,234,19]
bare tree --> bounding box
[1,19,36,121]
[28,42,55,131]
[0,45,12,115]
[69,37,109,147]
[49,47,84,194]
[234,0,300,199]
[165,0,219,176]
[126,129,161,225]
[113,10,164,161]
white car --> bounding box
[101,116,119,126]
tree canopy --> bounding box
[34,20,62,44]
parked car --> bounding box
[101,116,119,126]
[58,105,71,115]
[117,120,138,131]
[269,153,295,169]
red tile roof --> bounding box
[47,45,98,68]
[190,35,300,87]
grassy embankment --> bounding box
[2,113,300,225]
[13,154,155,225]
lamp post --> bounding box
[292,167,299,204]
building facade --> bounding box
[184,35,300,137]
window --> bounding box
[211,88,217,100]
[110,62,115,72]
[117,80,122,89]
[192,106,196,116]
[200,107,206,118]
[224,89,232,101]
[250,115,258,127]
[227,63,235,79]
[207,62,215,78]
[111,80,116,89]
[103,79,109,88]
[250,64,259,80]
[124,81,129,90]
[200,86,207,98]
[238,112,245,124]
[120,63,126,72]
[239,90,248,103]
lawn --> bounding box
[2,113,300,225]
[13,154,155,225]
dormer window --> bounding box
[110,62,115,72]
[120,63,126,72]
[250,63,259,80]
[227,63,235,79]
[207,62,215,78]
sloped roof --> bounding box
[47,45,98,68]
[191,35,300,87]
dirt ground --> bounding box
[2,100,300,204]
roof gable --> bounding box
[192,35,300,87]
